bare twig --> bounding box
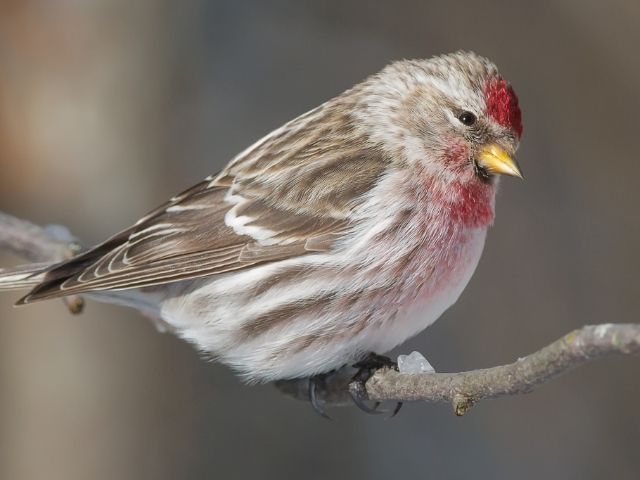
[0,212,84,313]
[276,323,640,414]
[1,211,639,413]
[0,212,80,262]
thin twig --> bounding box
[1,211,638,413]
[276,323,640,414]
[0,212,84,313]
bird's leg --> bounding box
[349,352,403,417]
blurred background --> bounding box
[1,1,639,478]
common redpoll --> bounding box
[1,51,522,384]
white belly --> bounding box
[362,227,487,355]
[153,226,488,381]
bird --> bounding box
[0,51,522,393]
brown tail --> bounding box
[0,263,52,292]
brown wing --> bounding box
[19,102,389,303]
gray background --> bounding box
[1,1,639,478]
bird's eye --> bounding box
[458,111,477,126]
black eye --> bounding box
[458,111,477,126]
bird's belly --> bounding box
[362,227,487,355]
[157,227,487,381]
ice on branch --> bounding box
[397,351,436,374]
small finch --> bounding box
[1,51,522,385]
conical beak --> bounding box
[476,144,523,178]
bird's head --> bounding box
[355,51,523,185]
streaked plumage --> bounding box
[0,51,523,381]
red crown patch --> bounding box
[485,79,523,138]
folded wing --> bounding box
[19,103,389,303]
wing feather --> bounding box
[20,100,389,303]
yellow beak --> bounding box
[477,144,523,178]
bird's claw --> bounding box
[307,353,403,418]
[349,352,403,417]
[308,373,332,420]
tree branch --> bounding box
[0,212,84,313]
[1,211,638,414]
[277,323,640,414]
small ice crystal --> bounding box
[397,351,435,374]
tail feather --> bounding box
[0,263,52,291]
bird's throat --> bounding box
[448,179,495,228]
